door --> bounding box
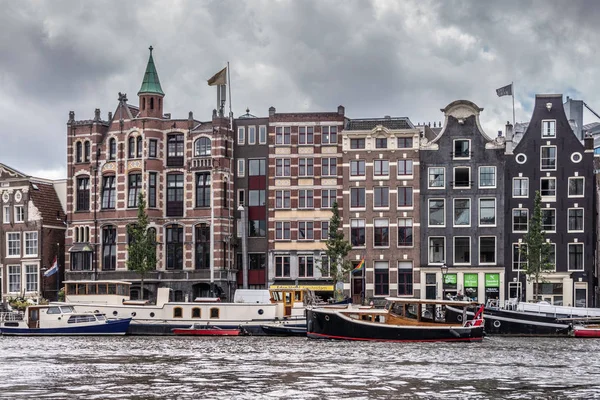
[352,276,364,304]
[28,308,39,329]
[283,291,292,317]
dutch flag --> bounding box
[44,257,58,277]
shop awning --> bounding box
[69,243,94,252]
[270,285,334,291]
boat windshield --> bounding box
[59,306,75,314]
[95,314,106,321]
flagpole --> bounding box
[512,81,516,128]
[227,61,233,129]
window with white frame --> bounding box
[350,160,365,177]
[375,137,387,149]
[298,222,314,240]
[350,138,365,149]
[479,236,496,264]
[540,178,556,197]
[397,137,413,149]
[320,221,329,241]
[3,206,9,223]
[428,167,445,188]
[397,160,413,176]
[25,232,38,256]
[237,126,245,145]
[248,190,265,207]
[513,177,529,197]
[322,126,337,145]
[568,243,584,270]
[248,126,256,145]
[374,218,389,247]
[237,190,245,207]
[542,120,556,138]
[513,209,528,232]
[298,189,314,209]
[275,222,291,240]
[541,209,556,232]
[321,189,336,209]
[397,187,413,208]
[546,243,556,270]
[373,160,389,177]
[568,177,584,197]
[275,255,290,277]
[479,166,496,188]
[275,158,291,177]
[541,146,557,170]
[7,232,20,257]
[15,206,24,223]
[299,126,314,145]
[454,199,470,226]
[429,237,445,264]
[374,261,389,296]
[397,261,413,296]
[350,219,366,246]
[322,157,337,176]
[320,255,331,276]
[275,190,291,209]
[453,139,470,159]
[454,237,471,264]
[397,218,413,247]
[350,187,365,208]
[428,199,445,226]
[513,243,527,271]
[259,126,267,144]
[8,265,21,292]
[298,255,314,277]
[568,208,584,232]
[237,159,245,177]
[25,264,38,292]
[373,187,389,208]
[479,198,496,226]
[275,127,291,145]
[453,167,471,189]
[299,158,314,177]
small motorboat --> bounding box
[172,324,246,336]
[0,305,131,336]
[261,322,307,336]
[572,324,600,338]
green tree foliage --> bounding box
[320,202,353,300]
[127,192,157,299]
[521,190,554,300]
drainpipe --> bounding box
[238,205,248,289]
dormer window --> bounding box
[453,139,470,159]
[542,120,556,138]
[375,138,387,149]
[194,137,211,157]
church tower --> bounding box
[138,46,164,118]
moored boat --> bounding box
[172,324,246,336]
[261,321,307,336]
[307,298,484,343]
[0,305,131,336]
[572,324,600,338]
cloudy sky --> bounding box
[1,0,598,179]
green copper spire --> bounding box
[137,46,164,96]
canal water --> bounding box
[1,336,599,399]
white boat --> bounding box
[54,280,309,335]
[0,305,131,336]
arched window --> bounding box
[108,138,116,160]
[102,225,117,271]
[85,227,90,242]
[210,308,220,319]
[75,142,82,163]
[192,308,201,318]
[84,141,91,162]
[173,307,183,318]
[136,136,143,158]
[194,137,211,157]
[74,227,79,243]
[195,224,210,270]
[142,98,146,111]
[150,98,154,110]
[166,224,183,270]
[128,137,135,158]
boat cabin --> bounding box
[64,281,131,305]
[269,287,309,318]
[1,305,106,329]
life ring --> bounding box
[493,320,501,328]
[457,314,463,322]
[325,315,330,322]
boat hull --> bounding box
[0,318,132,336]
[445,306,570,336]
[172,328,242,336]
[260,323,307,336]
[572,327,600,338]
[306,309,483,342]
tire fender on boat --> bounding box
[493,320,501,328]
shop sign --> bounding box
[485,273,500,287]
[443,273,457,285]
[464,273,478,288]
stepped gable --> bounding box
[29,180,66,227]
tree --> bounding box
[520,190,554,301]
[320,202,353,301]
[127,192,157,300]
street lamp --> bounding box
[441,263,448,276]
[41,267,48,301]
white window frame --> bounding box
[237,126,245,145]
[453,236,471,265]
[3,206,9,224]
[24,231,38,257]
[428,167,445,189]
[275,190,291,209]
[453,198,471,227]
[298,221,314,241]
[512,243,527,271]
[547,242,557,271]
[373,218,390,248]
[321,157,337,177]
[568,243,584,271]
[321,189,336,209]
[397,159,414,178]
[478,166,497,189]
[540,145,557,171]
[478,198,497,227]
[298,189,314,209]
[512,177,529,198]
[350,160,366,179]
[567,208,584,233]
[373,186,390,210]
[428,236,445,265]
[320,221,329,242]
[275,158,291,177]
[298,157,314,177]
[7,232,20,257]
[275,221,291,240]
[542,120,556,138]
[428,198,445,227]
[247,126,256,145]
[8,265,21,293]
[350,219,366,247]
[453,139,471,160]
[321,126,337,145]
[453,166,471,189]
[298,126,314,145]
[479,236,497,265]
[14,205,24,223]
[540,177,557,199]
[25,264,39,292]
[237,158,245,177]
[258,125,267,145]
[397,217,413,248]
[350,187,366,210]
[512,208,529,233]
[568,177,585,198]
[237,189,245,207]
[541,208,556,233]
[373,159,389,179]
[397,186,414,209]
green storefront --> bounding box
[485,273,500,303]
[464,273,479,302]
[442,273,458,299]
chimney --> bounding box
[337,105,345,116]
[384,115,391,119]
[188,111,194,130]
[212,109,217,118]
[498,130,502,137]
[585,133,594,152]
[269,106,276,117]
[505,120,514,154]
[94,108,101,121]
[68,111,75,123]
[108,112,113,121]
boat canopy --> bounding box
[385,298,480,307]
